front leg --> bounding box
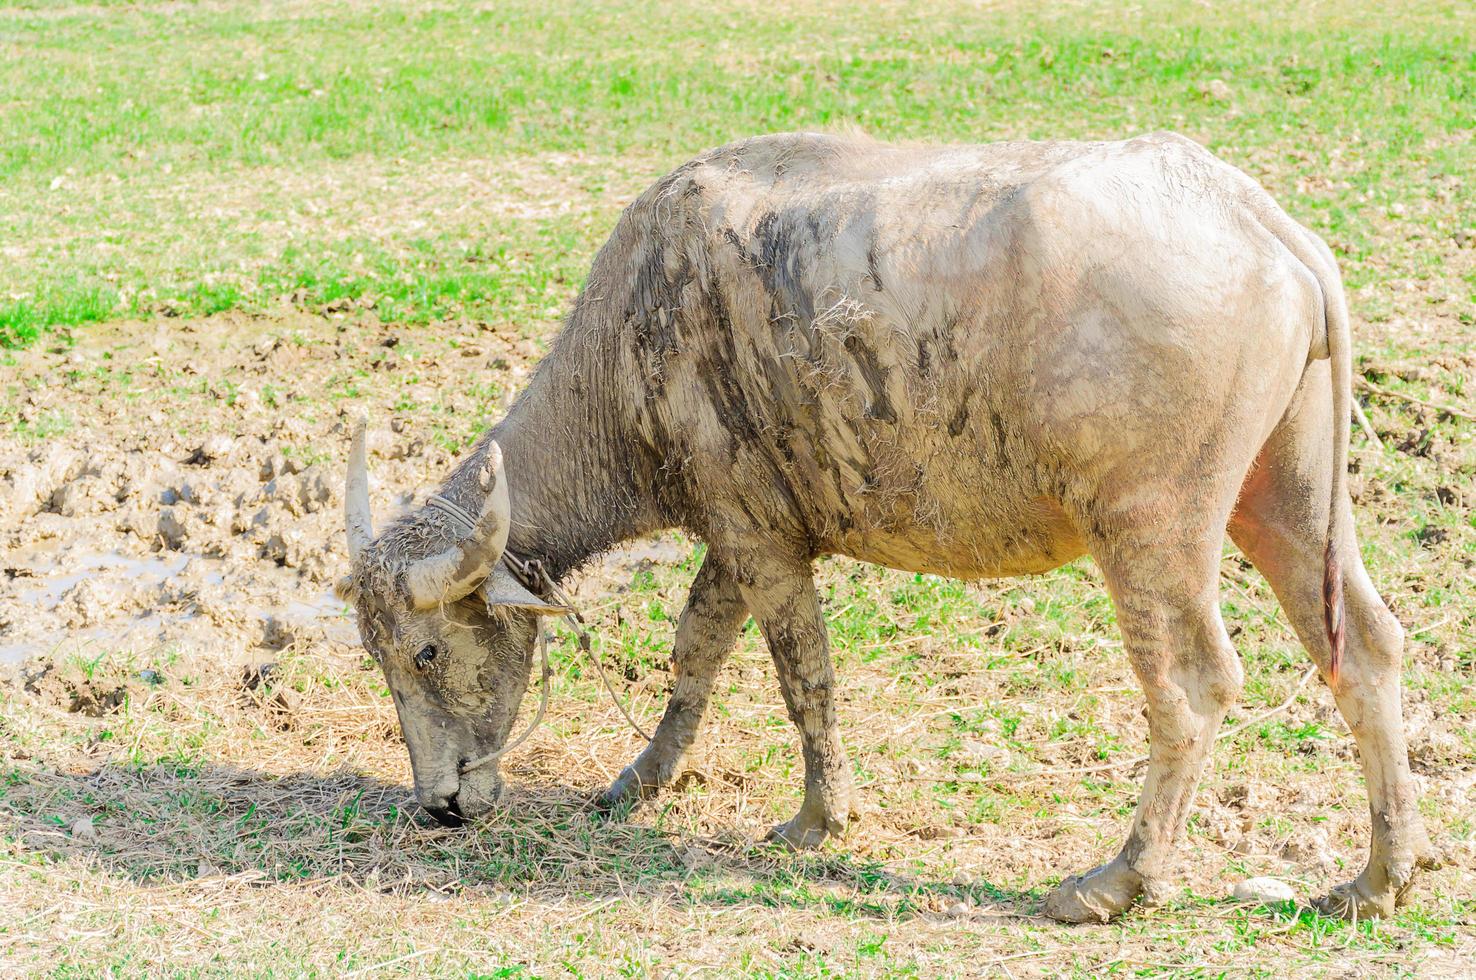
[736,556,854,849]
[603,552,748,806]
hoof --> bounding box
[766,819,830,851]
[1313,879,1398,921]
[1042,862,1144,924]
[599,766,654,811]
[766,810,844,851]
[1315,847,1434,922]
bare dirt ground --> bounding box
[1,298,1473,975]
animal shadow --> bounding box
[0,759,1037,918]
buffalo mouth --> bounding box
[423,795,466,828]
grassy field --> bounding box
[1,0,1473,976]
[3,0,1473,349]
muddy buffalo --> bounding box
[336,132,1433,922]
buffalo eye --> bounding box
[414,644,437,671]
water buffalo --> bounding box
[336,131,1433,922]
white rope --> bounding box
[508,553,654,745]
[452,551,652,774]
[566,604,655,745]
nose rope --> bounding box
[435,520,652,775]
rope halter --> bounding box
[425,494,652,775]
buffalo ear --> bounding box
[480,564,570,617]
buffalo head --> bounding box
[336,420,566,826]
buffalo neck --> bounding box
[438,327,661,584]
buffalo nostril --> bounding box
[423,794,466,828]
[424,805,465,828]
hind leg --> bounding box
[1045,516,1244,923]
[1231,371,1434,919]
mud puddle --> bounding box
[1,543,351,665]
[0,312,700,683]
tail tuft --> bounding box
[1322,540,1344,686]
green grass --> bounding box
[0,284,116,348]
[1,0,1472,346]
[4,2,1470,177]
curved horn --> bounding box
[406,441,511,608]
[345,416,374,561]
